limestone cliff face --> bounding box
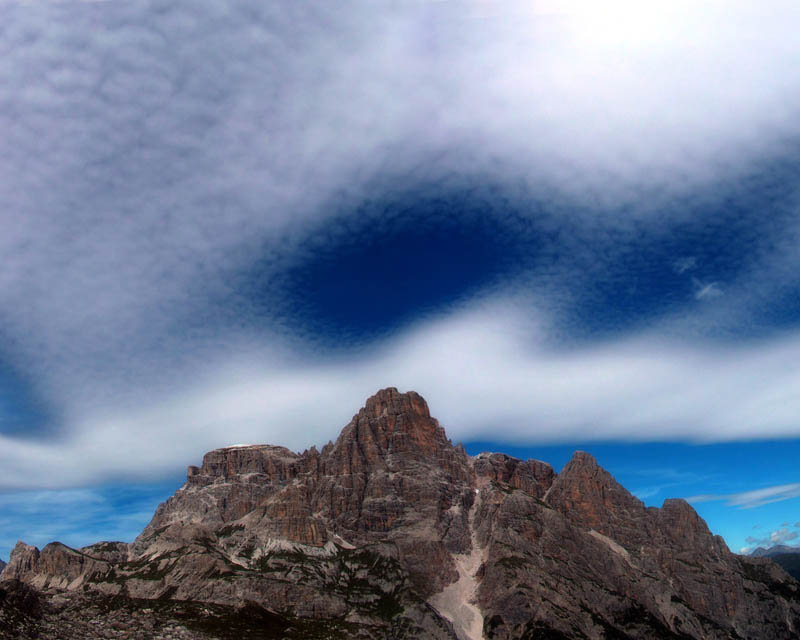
[3,388,800,640]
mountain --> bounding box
[771,554,800,582]
[748,546,800,581]
[751,545,800,558]
[752,548,800,582]
[2,388,799,639]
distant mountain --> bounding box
[772,554,800,581]
[751,544,800,558]
[752,547,800,582]
[0,559,5,572]
[2,388,800,639]
[750,546,800,581]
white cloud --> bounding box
[2,302,800,488]
[730,486,800,509]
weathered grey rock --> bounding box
[3,389,800,639]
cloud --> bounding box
[688,483,800,509]
[673,257,697,274]
[692,279,723,301]
[743,527,800,550]
[0,3,796,354]
[0,302,800,488]
[773,530,797,542]
[728,486,800,509]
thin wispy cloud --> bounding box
[0,485,173,557]
[688,483,800,510]
[625,466,713,502]
[673,257,697,275]
[692,279,723,301]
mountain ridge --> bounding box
[751,546,800,582]
[2,387,799,639]
[751,544,800,558]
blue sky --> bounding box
[1,0,800,560]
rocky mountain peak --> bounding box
[564,449,599,468]
[548,449,622,502]
[3,389,800,640]
[546,449,653,548]
[2,543,40,583]
[327,387,453,468]
[362,386,431,419]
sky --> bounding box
[1,0,799,560]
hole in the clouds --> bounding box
[232,151,800,348]
[256,187,531,343]
[0,362,51,438]
[751,283,800,335]
[561,160,800,341]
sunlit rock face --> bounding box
[3,389,800,640]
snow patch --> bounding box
[429,500,485,640]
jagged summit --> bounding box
[329,387,454,470]
[2,389,799,640]
[362,386,432,418]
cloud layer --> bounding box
[2,304,800,488]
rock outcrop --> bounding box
[2,388,800,639]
